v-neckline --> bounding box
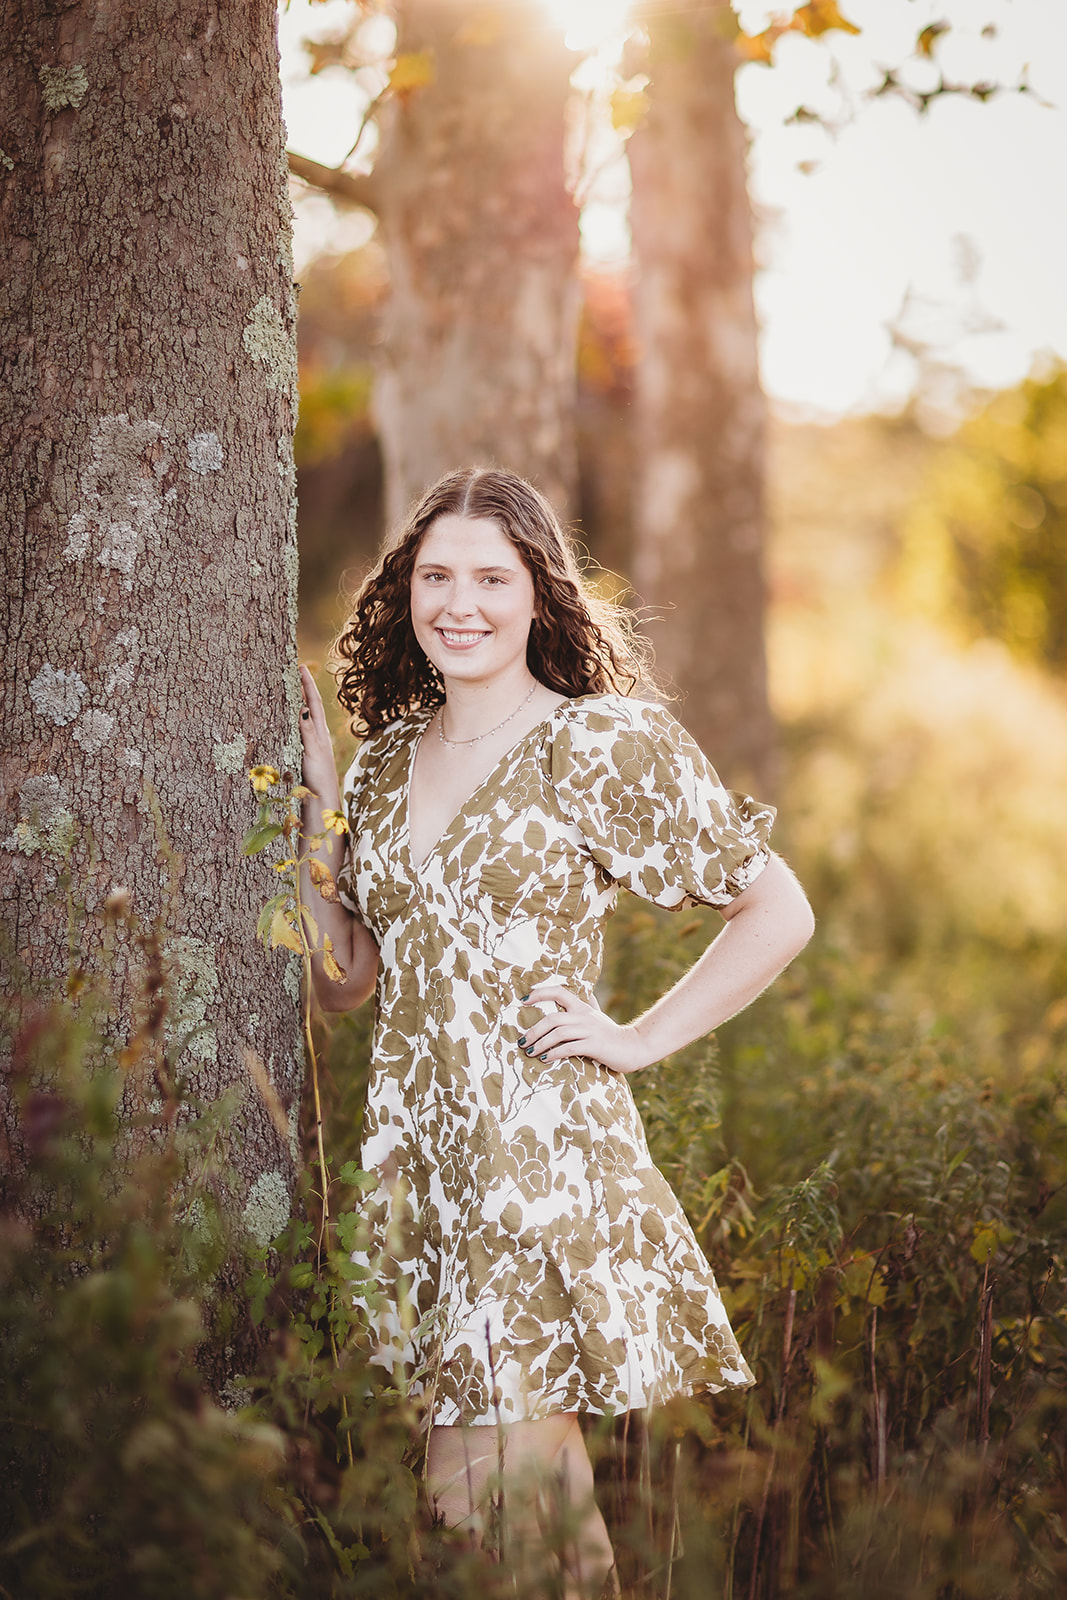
[403,698,573,872]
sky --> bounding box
[277,0,1067,420]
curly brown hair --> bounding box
[334,467,653,735]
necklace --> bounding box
[438,682,538,748]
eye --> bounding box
[482,574,505,585]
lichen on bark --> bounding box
[0,0,306,1382]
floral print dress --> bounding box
[336,693,774,1426]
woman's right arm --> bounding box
[298,664,379,1012]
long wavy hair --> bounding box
[334,467,653,735]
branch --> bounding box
[286,152,379,214]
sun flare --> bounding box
[539,0,633,52]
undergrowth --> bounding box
[3,723,1067,1596]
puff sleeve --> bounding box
[549,697,775,911]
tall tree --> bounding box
[628,3,776,792]
[0,0,304,1326]
[290,0,580,529]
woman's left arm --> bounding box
[519,854,814,1075]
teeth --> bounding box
[440,629,488,643]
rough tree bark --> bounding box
[0,0,304,1327]
[629,5,776,793]
[370,0,580,527]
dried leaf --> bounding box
[308,858,340,903]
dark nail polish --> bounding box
[525,1048,534,1057]
[519,993,530,1002]
[540,1054,548,1062]
[517,1036,526,1047]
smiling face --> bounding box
[410,514,537,690]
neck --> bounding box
[439,670,538,743]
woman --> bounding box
[299,467,814,1594]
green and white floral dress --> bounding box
[336,693,774,1426]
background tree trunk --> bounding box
[0,0,304,1338]
[372,0,580,528]
[629,4,776,794]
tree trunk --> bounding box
[372,0,580,528]
[0,0,304,1333]
[628,5,776,794]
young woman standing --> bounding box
[298,468,814,1595]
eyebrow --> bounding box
[414,562,518,575]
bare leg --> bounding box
[425,1421,500,1541]
[426,1414,616,1597]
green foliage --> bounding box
[0,1001,286,1600]
[6,854,1067,1596]
[900,361,1067,672]
[599,903,1067,1597]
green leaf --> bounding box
[338,1162,376,1189]
[242,820,284,856]
[314,1510,354,1578]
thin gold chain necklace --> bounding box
[437,682,538,748]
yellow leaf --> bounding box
[308,857,340,903]
[389,49,436,96]
[610,87,648,134]
[300,906,320,949]
[270,908,303,955]
[794,1,860,39]
[322,936,348,984]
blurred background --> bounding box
[282,0,1067,989]
[286,4,1067,1590]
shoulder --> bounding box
[547,692,688,757]
[549,692,677,740]
[545,693,695,789]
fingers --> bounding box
[525,983,599,1013]
[518,988,602,1060]
[299,666,329,737]
[517,987,646,1074]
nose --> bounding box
[444,578,478,618]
